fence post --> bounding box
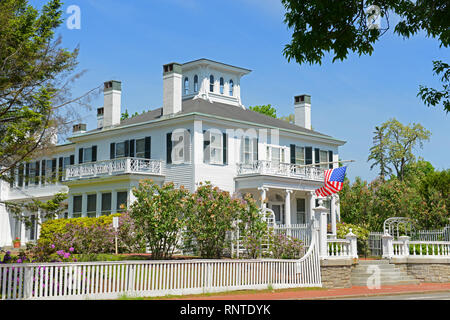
[313,199,328,259]
[398,235,410,257]
[345,228,358,259]
[23,266,33,299]
[382,232,394,259]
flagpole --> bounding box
[293,159,355,168]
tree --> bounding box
[0,0,98,182]
[368,118,431,181]
[280,113,295,124]
[418,60,450,113]
[129,181,191,260]
[281,0,449,112]
[249,104,277,118]
[368,126,391,180]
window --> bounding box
[296,199,306,224]
[266,145,286,164]
[73,195,82,218]
[101,193,112,215]
[319,150,328,169]
[84,148,93,163]
[209,75,214,92]
[117,191,128,211]
[115,142,126,158]
[184,77,189,95]
[87,194,97,217]
[241,137,257,164]
[204,130,223,165]
[135,138,146,158]
[295,146,305,165]
[28,162,37,186]
[229,79,234,96]
[194,75,198,92]
[220,77,224,94]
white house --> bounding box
[0,58,346,247]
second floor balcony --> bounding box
[236,160,326,182]
[64,158,165,181]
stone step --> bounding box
[353,265,398,271]
[351,268,403,275]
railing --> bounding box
[384,234,450,258]
[273,224,312,247]
[236,161,325,181]
[0,254,322,300]
[64,158,164,181]
[327,239,353,258]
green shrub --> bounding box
[336,222,370,256]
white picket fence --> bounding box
[273,224,312,247]
[0,227,321,300]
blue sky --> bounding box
[33,0,449,182]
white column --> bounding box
[68,195,73,218]
[307,191,316,223]
[313,199,328,259]
[20,214,26,245]
[331,195,337,237]
[96,192,102,217]
[258,187,268,209]
[382,232,394,259]
[345,228,358,259]
[285,189,293,226]
[336,194,341,222]
[36,208,42,241]
[81,193,87,217]
[112,190,117,214]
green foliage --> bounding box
[340,163,449,231]
[267,233,304,259]
[336,223,370,256]
[249,104,277,118]
[281,0,449,112]
[279,113,295,124]
[0,0,84,180]
[368,118,431,181]
[418,60,450,113]
[129,181,191,260]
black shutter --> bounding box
[110,143,115,159]
[130,139,135,158]
[70,155,75,165]
[315,148,320,167]
[305,147,313,165]
[58,157,63,181]
[78,148,83,164]
[41,160,46,185]
[223,133,227,165]
[124,140,129,157]
[328,151,333,169]
[52,159,57,179]
[25,163,30,186]
[92,146,97,162]
[145,137,151,159]
[166,132,172,164]
[35,161,40,184]
[290,144,296,164]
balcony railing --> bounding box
[64,158,165,181]
[236,160,325,181]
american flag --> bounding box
[315,166,347,197]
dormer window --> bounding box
[220,77,224,94]
[194,75,198,92]
[209,75,214,92]
[184,77,189,95]
[229,79,234,96]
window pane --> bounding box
[194,75,198,92]
[184,77,189,95]
[73,195,82,213]
[116,142,125,158]
[229,80,234,96]
[102,193,112,214]
[209,75,214,92]
[136,139,145,158]
[117,191,127,211]
[296,198,306,224]
[320,150,328,168]
[295,147,305,165]
[84,148,92,162]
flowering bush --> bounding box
[336,222,369,256]
[268,232,304,259]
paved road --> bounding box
[330,291,450,300]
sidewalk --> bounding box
[167,283,450,300]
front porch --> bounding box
[235,174,341,238]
